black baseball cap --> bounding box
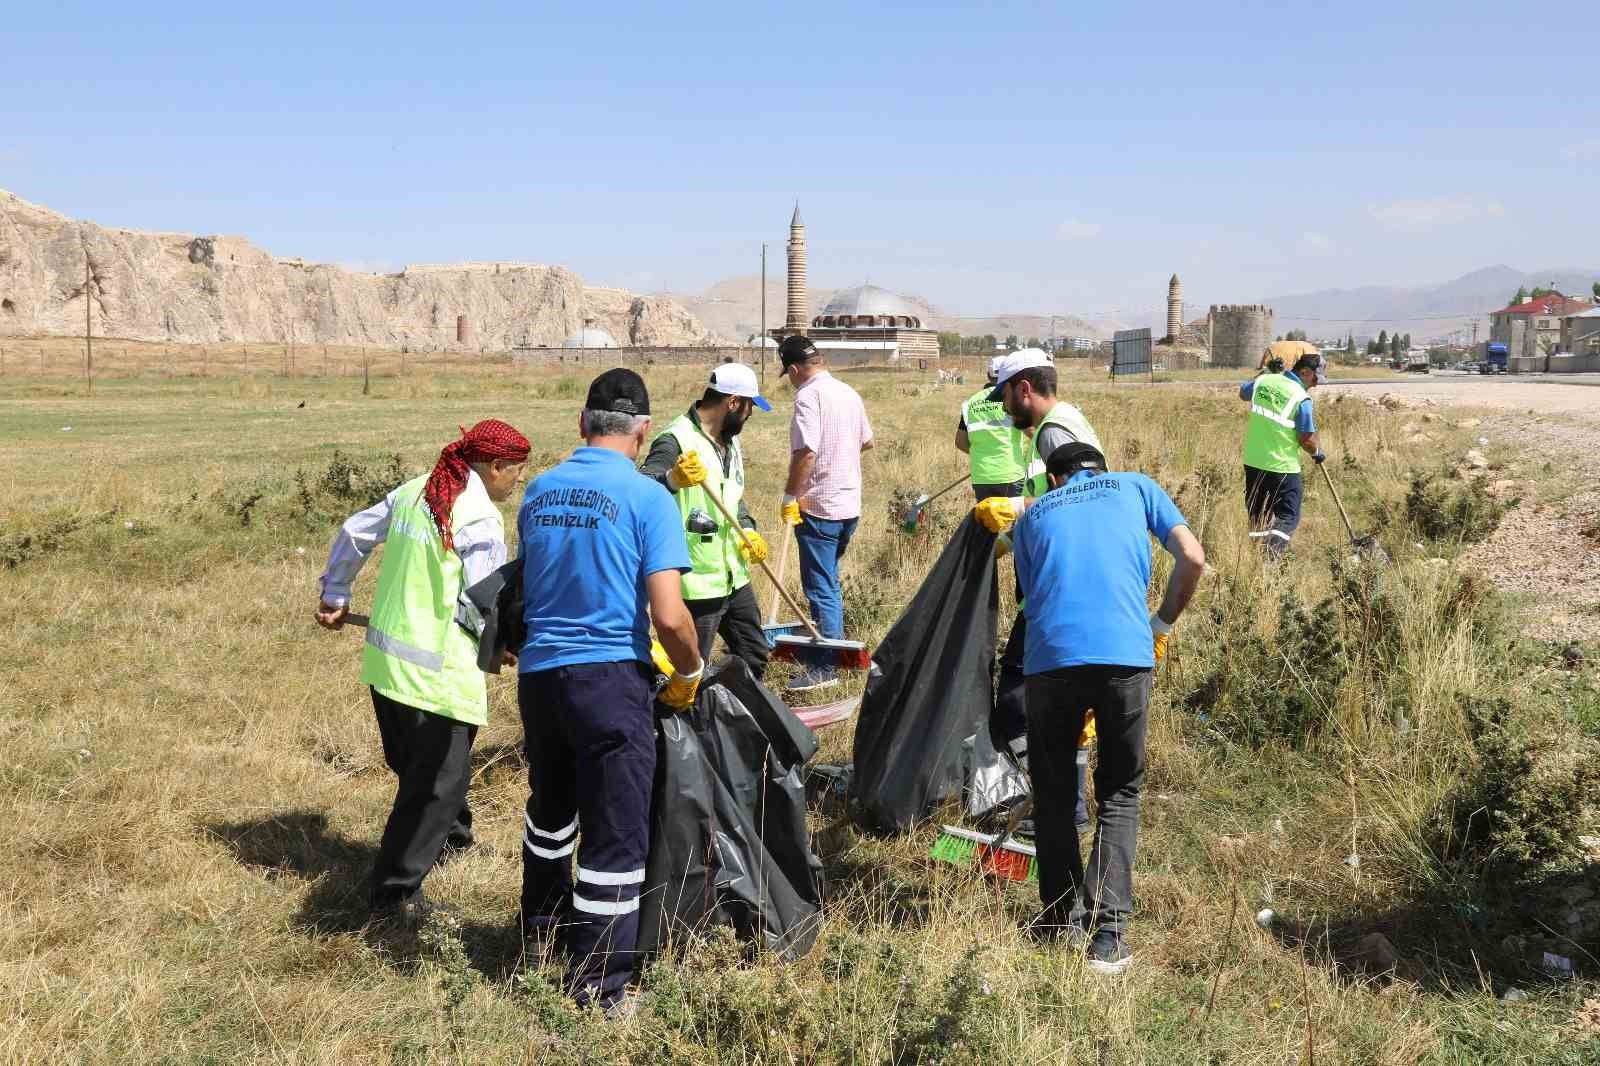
[585,367,650,416]
[1045,441,1107,479]
[779,334,818,369]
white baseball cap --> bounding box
[988,348,1052,400]
[709,362,772,411]
[987,354,1011,382]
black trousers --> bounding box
[519,661,656,1009]
[1243,465,1303,558]
[688,581,770,680]
[972,481,1024,502]
[368,688,477,908]
[1025,665,1151,939]
[997,613,1089,824]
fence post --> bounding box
[362,346,369,396]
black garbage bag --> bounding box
[852,515,1000,833]
[637,659,823,961]
[463,557,524,674]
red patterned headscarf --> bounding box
[423,419,531,549]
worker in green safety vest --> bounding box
[638,362,774,679]
[957,354,1030,501]
[1238,352,1324,558]
[971,349,1104,829]
[315,419,531,923]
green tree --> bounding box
[1004,334,1019,349]
[1390,333,1402,357]
[1024,336,1042,350]
[983,334,998,352]
[1513,286,1529,304]
[1402,333,1412,350]
[1346,332,1356,353]
[1531,286,1555,300]
[937,331,963,356]
[1592,281,1599,302]
[1377,329,1388,350]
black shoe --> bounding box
[1028,912,1089,949]
[370,892,452,929]
[1086,930,1133,975]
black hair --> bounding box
[1046,441,1107,479]
[1011,365,1056,397]
[700,387,728,406]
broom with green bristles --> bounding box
[929,797,1038,883]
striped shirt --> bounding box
[790,371,873,521]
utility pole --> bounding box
[760,243,767,386]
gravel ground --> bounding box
[1326,378,1600,642]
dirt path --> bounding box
[1326,379,1600,642]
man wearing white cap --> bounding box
[956,355,1030,502]
[639,362,774,679]
[972,349,1104,795]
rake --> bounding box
[900,473,972,534]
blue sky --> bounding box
[3,2,1594,320]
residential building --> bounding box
[1561,306,1600,354]
[1489,293,1596,358]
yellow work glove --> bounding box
[737,528,769,565]
[650,639,674,678]
[974,495,1021,534]
[659,663,704,712]
[668,451,708,491]
[781,496,802,527]
[1151,613,1173,663]
[1078,709,1097,748]
[994,532,1011,559]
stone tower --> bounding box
[1166,274,1182,342]
[785,203,807,335]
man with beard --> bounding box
[639,362,774,679]
[972,350,1102,800]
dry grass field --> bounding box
[3,346,1598,1064]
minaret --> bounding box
[785,203,808,335]
[1166,274,1183,342]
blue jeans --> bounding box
[794,513,858,641]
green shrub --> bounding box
[1429,694,1600,886]
[1401,467,1504,543]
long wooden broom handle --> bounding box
[764,520,792,626]
[696,479,824,643]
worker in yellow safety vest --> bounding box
[638,362,774,679]
[315,419,530,923]
[1238,352,1324,558]
[957,355,1030,501]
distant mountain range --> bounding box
[1266,266,1600,343]
[668,266,1600,348]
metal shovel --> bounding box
[1319,462,1390,564]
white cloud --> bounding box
[1297,231,1335,254]
[335,258,397,274]
[1367,196,1506,231]
[1056,220,1103,241]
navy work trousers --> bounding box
[367,688,476,909]
[1243,465,1303,558]
[519,661,656,1009]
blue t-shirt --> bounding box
[517,447,690,672]
[1239,371,1315,433]
[1012,470,1188,674]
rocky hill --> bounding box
[0,190,713,349]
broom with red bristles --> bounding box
[697,480,872,673]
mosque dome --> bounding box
[563,327,618,348]
[813,285,924,329]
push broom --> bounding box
[697,480,871,673]
[928,796,1038,883]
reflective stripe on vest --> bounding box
[1241,373,1308,475]
[1026,402,1105,497]
[961,388,1028,485]
[661,414,749,601]
[358,476,500,725]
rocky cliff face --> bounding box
[0,190,713,349]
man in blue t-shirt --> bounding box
[1011,442,1206,975]
[516,367,702,1013]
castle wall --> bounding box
[1209,304,1273,368]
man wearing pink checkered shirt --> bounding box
[777,335,874,691]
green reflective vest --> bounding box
[1241,372,1309,474]
[359,475,501,726]
[961,388,1028,485]
[1025,401,1105,497]
[661,414,750,601]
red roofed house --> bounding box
[1490,292,1596,360]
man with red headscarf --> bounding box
[315,419,531,923]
